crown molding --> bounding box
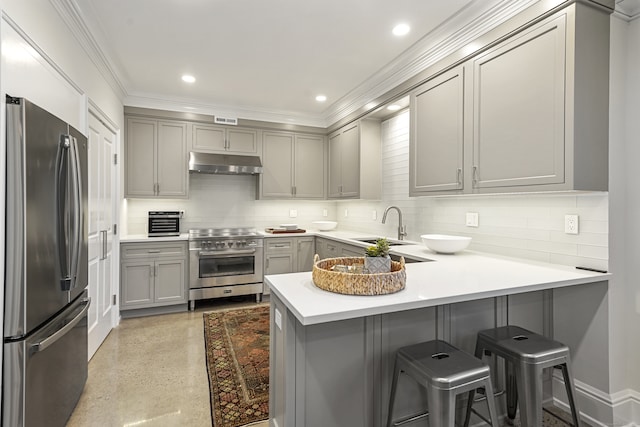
[50,0,127,99]
[324,0,539,127]
[615,0,640,20]
[124,93,328,128]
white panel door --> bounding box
[87,112,116,359]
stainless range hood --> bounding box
[188,151,263,175]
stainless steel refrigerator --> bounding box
[3,96,90,427]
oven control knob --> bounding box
[241,240,247,247]
[216,241,224,249]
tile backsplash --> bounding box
[124,109,608,270]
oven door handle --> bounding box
[198,249,257,257]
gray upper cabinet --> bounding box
[191,123,259,155]
[126,117,188,198]
[408,3,609,195]
[472,16,566,190]
[328,119,381,199]
[260,131,325,199]
[410,66,465,195]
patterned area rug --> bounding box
[204,305,270,427]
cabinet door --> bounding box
[126,118,156,197]
[192,124,226,153]
[472,17,566,189]
[341,243,363,257]
[325,241,340,258]
[227,128,258,154]
[157,121,188,198]
[121,261,154,308]
[410,66,464,194]
[262,132,294,198]
[265,254,295,275]
[328,132,342,198]
[294,135,325,199]
[339,123,360,198]
[296,238,315,272]
[155,259,186,304]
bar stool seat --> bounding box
[471,325,581,427]
[387,339,499,427]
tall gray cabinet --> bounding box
[126,118,188,198]
[328,119,382,199]
[410,2,609,196]
[260,131,326,199]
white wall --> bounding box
[125,174,336,235]
[338,110,609,270]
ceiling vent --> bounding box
[214,116,238,126]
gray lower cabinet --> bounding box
[191,123,259,155]
[125,117,188,198]
[409,3,609,195]
[270,291,552,426]
[328,119,382,200]
[120,241,188,311]
[264,237,316,295]
[315,237,340,260]
[260,131,326,199]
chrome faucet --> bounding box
[382,206,407,240]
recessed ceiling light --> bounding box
[387,104,402,111]
[392,23,410,37]
[315,95,327,102]
[181,74,196,83]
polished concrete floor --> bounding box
[67,296,269,427]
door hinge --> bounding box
[113,224,117,235]
[112,294,117,305]
[113,153,118,165]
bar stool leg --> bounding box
[515,362,544,427]
[462,388,476,427]
[387,358,401,427]
[506,361,519,421]
[560,360,581,427]
[484,376,500,427]
[427,386,455,427]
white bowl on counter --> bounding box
[421,234,472,254]
[312,221,338,231]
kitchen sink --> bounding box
[353,237,413,246]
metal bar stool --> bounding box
[387,339,499,427]
[468,325,581,427]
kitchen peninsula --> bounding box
[265,240,610,427]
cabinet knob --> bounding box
[472,166,479,187]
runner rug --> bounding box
[204,305,270,427]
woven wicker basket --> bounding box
[312,254,406,296]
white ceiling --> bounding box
[73,0,539,126]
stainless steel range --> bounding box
[188,227,264,310]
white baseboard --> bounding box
[552,373,640,426]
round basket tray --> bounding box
[312,255,406,296]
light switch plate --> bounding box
[322,209,328,217]
[466,212,479,227]
[372,210,377,220]
[344,209,349,217]
[289,209,297,218]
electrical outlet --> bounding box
[344,209,349,218]
[289,209,297,218]
[322,209,328,217]
[565,214,579,234]
[466,212,479,227]
[372,210,377,220]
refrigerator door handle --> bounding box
[56,135,73,291]
[31,297,90,353]
[69,135,84,289]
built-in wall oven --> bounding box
[188,227,263,310]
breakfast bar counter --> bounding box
[266,251,610,427]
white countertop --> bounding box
[265,231,610,325]
[120,233,189,243]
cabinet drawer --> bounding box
[265,239,294,252]
[121,242,187,259]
